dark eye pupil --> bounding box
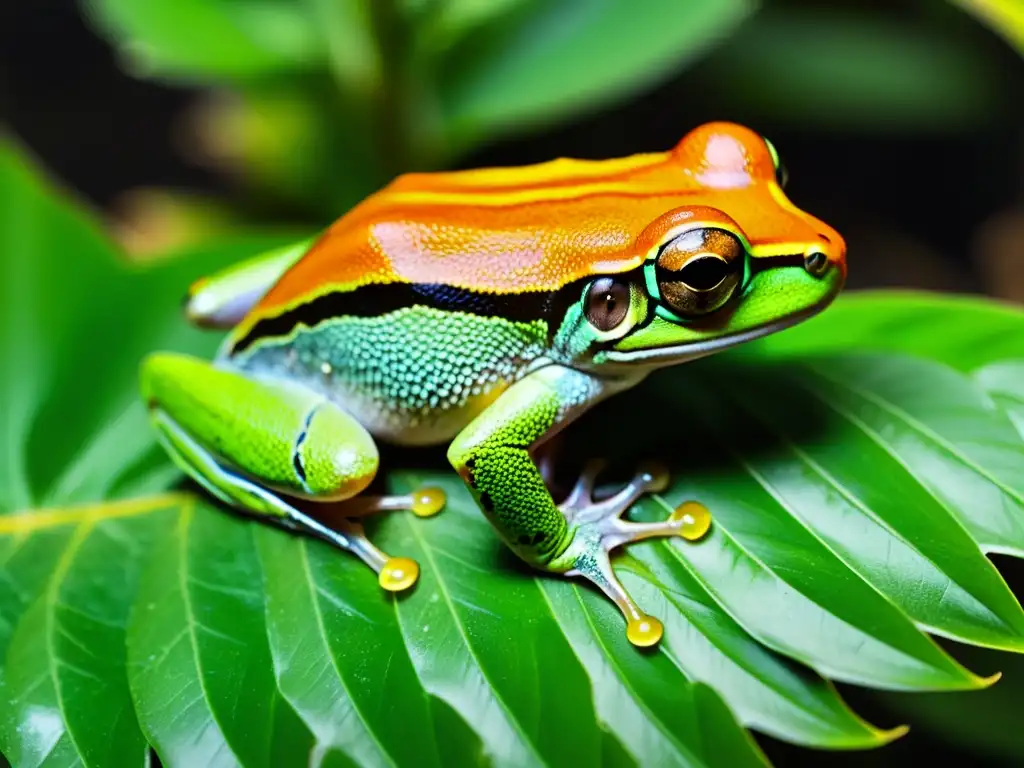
[655,227,744,317]
[679,256,728,291]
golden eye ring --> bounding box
[654,227,744,317]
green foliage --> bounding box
[5,121,1024,765]
[80,0,756,219]
[435,0,754,145]
[952,0,1024,54]
[696,7,1001,131]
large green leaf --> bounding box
[748,291,1024,370]
[4,140,1024,767]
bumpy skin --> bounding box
[447,365,615,567]
[143,352,378,500]
[144,121,848,643]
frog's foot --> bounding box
[554,459,712,647]
[274,506,423,593]
[307,486,448,591]
[155,418,430,593]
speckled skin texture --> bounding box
[230,308,550,445]
[447,365,615,565]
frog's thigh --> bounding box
[141,351,378,503]
[141,352,431,590]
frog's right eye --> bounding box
[655,227,743,317]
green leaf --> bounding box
[950,0,1024,55]
[81,0,325,82]
[438,0,755,146]
[5,138,1024,766]
[748,290,1024,371]
[698,7,1002,132]
[127,500,312,767]
[0,501,176,768]
[975,361,1024,440]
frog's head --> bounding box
[563,121,846,372]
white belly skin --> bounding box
[331,379,511,447]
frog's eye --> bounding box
[655,228,743,316]
[584,277,631,331]
[763,136,788,189]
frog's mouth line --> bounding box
[601,293,836,368]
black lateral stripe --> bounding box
[230,281,570,354]
[750,252,805,271]
[291,407,316,484]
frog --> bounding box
[141,121,846,647]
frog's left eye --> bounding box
[655,228,744,317]
[584,277,631,331]
[763,136,788,189]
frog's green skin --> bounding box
[141,122,846,646]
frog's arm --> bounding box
[447,366,605,561]
[185,237,315,328]
[448,365,685,645]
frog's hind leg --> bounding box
[141,352,445,591]
[184,237,314,329]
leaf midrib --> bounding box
[175,499,242,767]
[399,508,547,767]
[41,519,92,766]
[707,385,1023,646]
[539,580,706,767]
[299,538,396,768]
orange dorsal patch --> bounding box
[243,122,843,331]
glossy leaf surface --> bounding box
[3,141,1024,767]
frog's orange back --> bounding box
[249,122,841,322]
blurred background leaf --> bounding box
[951,0,1024,54]
[695,6,1001,132]
[81,0,327,81]
[434,0,757,149]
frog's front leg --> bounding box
[448,366,699,647]
[141,352,444,591]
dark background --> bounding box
[3,1,1024,765]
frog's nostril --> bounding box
[803,249,829,277]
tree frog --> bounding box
[141,122,845,647]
